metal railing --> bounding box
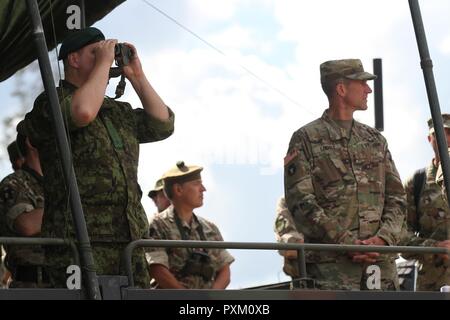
[123,240,449,287]
[0,237,80,266]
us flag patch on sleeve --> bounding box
[284,149,299,166]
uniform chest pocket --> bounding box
[419,205,449,233]
[312,157,348,186]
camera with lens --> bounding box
[181,251,215,281]
[114,43,132,67]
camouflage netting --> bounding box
[0,0,125,82]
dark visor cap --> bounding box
[58,27,105,60]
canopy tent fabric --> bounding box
[0,0,125,82]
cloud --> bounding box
[439,36,450,55]
[187,0,241,23]
[129,1,447,217]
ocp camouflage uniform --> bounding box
[0,165,46,287]
[22,80,175,288]
[147,206,235,289]
[274,197,304,278]
[284,110,406,290]
[403,161,450,291]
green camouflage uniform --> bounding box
[147,206,235,289]
[22,80,175,288]
[284,110,406,290]
[274,197,304,278]
[0,165,46,287]
[403,161,450,291]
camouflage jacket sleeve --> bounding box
[376,148,407,246]
[133,106,175,144]
[206,222,235,270]
[284,131,357,245]
[274,197,304,244]
[146,216,170,268]
[0,174,44,234]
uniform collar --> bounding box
[60,79,78,92]
[168,206,199,230]
[21,164,44,185]
[321,109,353,140]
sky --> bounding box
[1,0,450,289]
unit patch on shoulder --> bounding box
[287,163,297,176]
[284,149,300,177]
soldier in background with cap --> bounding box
[146,161,234,289]
[284,59,406,290]
[0,123,48,287]
[148,178,171,213]
[21,27,174,288]
[402,114,450,291]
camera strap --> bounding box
[174,211,208,253]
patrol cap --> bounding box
[58,27,105,60]
[428,114,450,134]
[148,178,164,199]
[7,141,23,163]
[320,59,377,85]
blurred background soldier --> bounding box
[7,141,25,171]
[0,124,48,288]
[148,178,171,213]
[284,59,406,290]
[0,140,24,287]
[274,197,304,279]
[147,161,234,289]
[402,114,450,291]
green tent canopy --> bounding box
[0,0,125,82]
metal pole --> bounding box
[409,0,450,209]
[373,58,384,131]
[79,0,86,28]
[297,248,307,279]
[25,0,101,300]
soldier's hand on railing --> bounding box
[348,238,385,264]
[283,239,304,259]
[360,236,387,246]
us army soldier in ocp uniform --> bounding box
[147,161,234,289]
[284,59,406,290]
[406,115,450,290]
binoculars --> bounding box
[114,43,132,67]
[181,251,214,281]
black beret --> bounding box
[58,27,105,60]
